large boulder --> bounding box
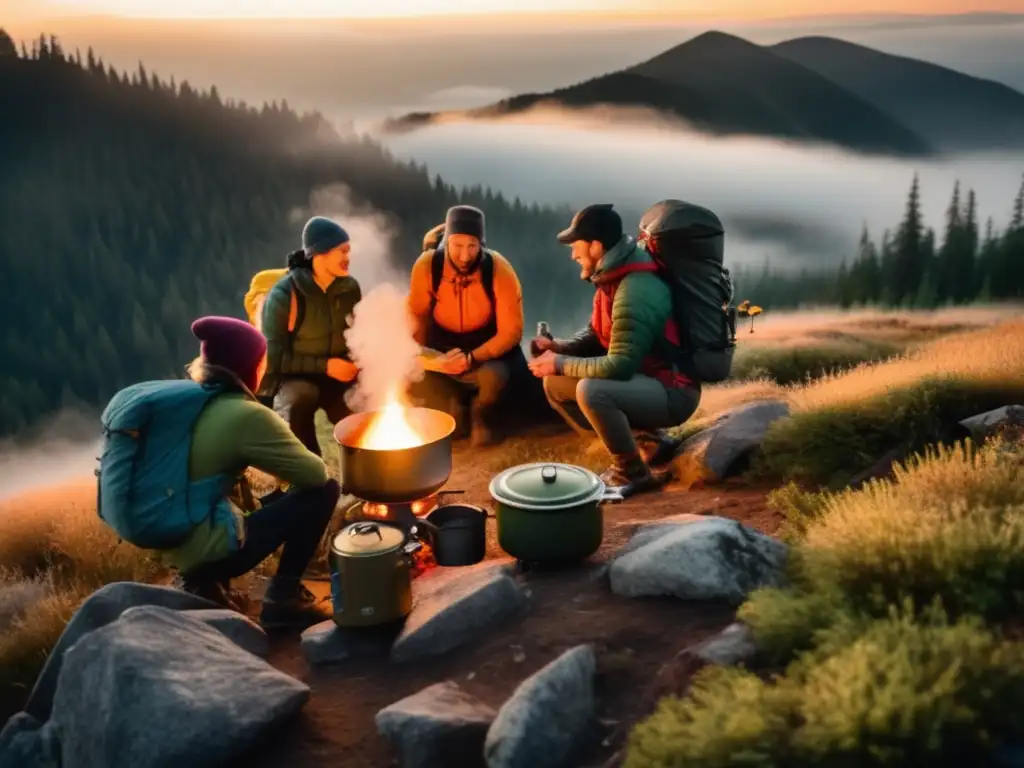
[163,608,268,658]
[376,681,497,768]
[673,401,790,487]
[24,581,220,721]
[960,405,1024,440]
[485,645,596,768]
[49,605,309,768]
[609,515,787,605]
[392,563,528,663]
[0,714,59,768]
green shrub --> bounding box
[626,611,1024,767]
[766,482,832,542]
[732,342,897,385]
[752,377,1024,487]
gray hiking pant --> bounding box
[543,374,700,457]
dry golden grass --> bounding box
[0,479,167,710]
[788,317,1024,414]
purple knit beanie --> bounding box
[191,316,267,392]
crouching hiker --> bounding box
[529,203,708,497]
[258,215,361,456]
[96,316,340,629]
[407,205,526,446]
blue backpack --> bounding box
[96,379,234,550]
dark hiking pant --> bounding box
[183,479,340,589]
[542,374,700,457]
[273,376,352,456]
[409,346,527,429]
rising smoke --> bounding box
[290,182,425,414]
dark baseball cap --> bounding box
[556,203,623,247]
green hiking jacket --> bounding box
[161,392,328,574]
[554,235,674,381]
[259,267,361,395]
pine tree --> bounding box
[892,174,925,304]
[0,28,16,57]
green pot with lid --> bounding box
[329,522,414,628]
[489,462,621,563]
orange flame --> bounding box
[357,389,424,450]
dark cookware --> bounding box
[333,407,456,503]
[489,462,623,563]
[423,504,488,566]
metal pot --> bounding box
[329,521,415,628]
[333,407,456,503]
[488,462,622,563]
[425,504,488,566]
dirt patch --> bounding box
[243,435,779,768]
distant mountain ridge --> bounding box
[383,30,1024,157]
[770,36,1024,151]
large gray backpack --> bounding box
[638,200,737,383]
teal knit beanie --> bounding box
[302,216,350,257]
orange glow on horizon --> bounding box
[17,0,1024,21]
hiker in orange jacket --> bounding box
[407,205,525,446]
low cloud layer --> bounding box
[384,106,1024,269]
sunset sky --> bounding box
[11,0,1024,19]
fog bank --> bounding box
[385,107,1024,268]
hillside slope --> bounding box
[0,41,581,438]
[771,35,1024,151]
[386,31,932,157]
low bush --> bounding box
[626,610,1024,767]
[731,341,897,385]
[741,440,1024,665]
[753,377,1024,487]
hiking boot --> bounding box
[259,581,333,630]
[638,430,682,467]
[174,575,247,613]
[600,454,670,499]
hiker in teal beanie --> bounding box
[261,215,363,455]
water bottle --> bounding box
[532,321,553,357]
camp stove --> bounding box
[341,490,466,533]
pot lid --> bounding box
[489,462,604,511]
[333,522,405,556]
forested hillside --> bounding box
[0,33,580,438]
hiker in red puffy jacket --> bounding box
[529,204,700,496]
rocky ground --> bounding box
[243,453,781,768]
[1,404,793,768]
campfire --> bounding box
[356,389,426,451]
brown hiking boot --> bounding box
[601,454,670,498]
[259,582,333,630]
[638,430,682,467]
[175,575,247,613]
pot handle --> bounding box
[412,519,440,548]
[600,488,626,504]
[349,522,383,540]
[541,465,558,483]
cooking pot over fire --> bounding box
[333,406,457,503]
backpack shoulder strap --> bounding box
[428,247,445,315]
[287,273,305,337]
[481,250,496,307]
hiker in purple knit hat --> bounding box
[95,315,339,630]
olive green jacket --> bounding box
[259,267,361,395]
